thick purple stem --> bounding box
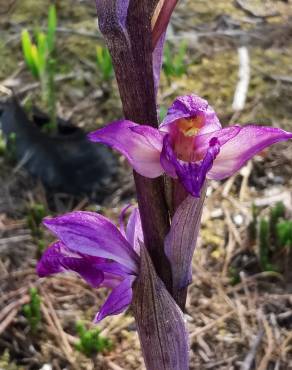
[95,0,172,290]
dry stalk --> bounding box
[257,311,274,370]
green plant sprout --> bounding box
[23,287,41,333]
[21,5,57,133]
[27,203,47,255]
[258,202,291,271]
[163,40,188,82]
[159,106,167,122]
[270,201,285,243]
[4,132,17,163]
[230,202,291,283]
[0,130,6,156]
[259,218,275,271]
[247,203,258,243]
[228,266,241,286]
[0,349,23,370]
[277,221,292,248]
[75,321,112,357]
[96,45,113,81]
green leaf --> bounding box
[30,44,41,74]
[277,221,292,248]
[47,4,57,53]
[37,32,47,74]
[96,46,113,81]
[21,30,39,78]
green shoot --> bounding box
[4,132,17,162]
[159,106,168,122]
[27,203,46,238]
[26,203,47,257]
[248,204,258,243]
[228,266,240,286]
[0,130,6,156]
[75,322,112,357]
[96,45,113,81]
[258,218,277,271]
[269,201,285,242]
[23,287,41,333]
[277,221,292,248]
[21,5,57,133]
[259,218,270,270]
[163,40,188,82]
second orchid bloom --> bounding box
[88,94,292,197]
[37,207,142,322]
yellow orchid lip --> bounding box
[177,116,204,137]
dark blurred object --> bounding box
[0,99,117,199]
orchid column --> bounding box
[94,1,189,369]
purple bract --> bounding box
[88,94,292,197]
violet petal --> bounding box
[43,211,139,273]
[118,204,132,238]
[94,275,135,322]
[88,120,164,178]
[194,125,241,158]
[126,208,143,254]
[209,125,292,180]
[37,241,104,288]
[160,94,221,134]
[161,135,220,197]
[152,32,166,94]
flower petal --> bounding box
[160,94,221,134]
[118,204,132,238]
[152,32,166,94]
[119,206,143,254]
[94,276,135,322]
[208,125,292,180]
[194,125,241,158]
[161,135,220,197]
[37,241,104,287]
[43,211,139,273]
[88,120,164,178]
[126,208,143,253]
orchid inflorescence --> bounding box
[38,94,292,320]
[37,1,292,369]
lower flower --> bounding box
[37,208,142,322]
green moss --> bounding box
[10,0,49,23]
[181,0,290,28]
[159,50,238,118]
[0,40,18,79]
[0,350,24,370]
[63,35,97,61]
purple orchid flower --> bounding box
[37,207,142,322]
[88,94,292,197]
